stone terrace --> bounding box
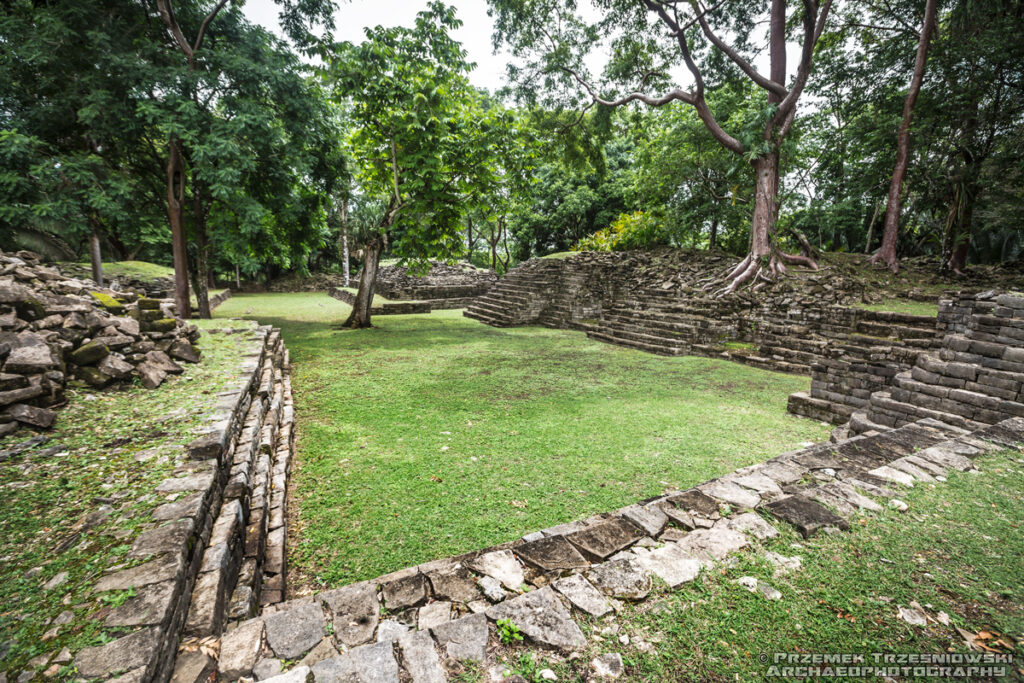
[465,251,945,423]
[0,321,296,683]
[178,284,1024,683]
[374,262,497,310]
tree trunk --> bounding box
[718,154,815,294]
[467,217,473,261]
[167,137,191,318]
[872,0,938,273]
[341,197,350,287]
[863,200,881,254]
[88,222,104,287]
[944,181,979,275]
[235,263,241,289]
[708,218,718,250]
[191,185,212,319]
[342,233,383,328]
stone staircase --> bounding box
[464,260,566,327]
[465,254,948,421]
[851,293,1024,433]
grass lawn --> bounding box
[214,293,830,590]
[512,449,1024,683]
[856,299,939,317]
[67,260,175,281]
[0,323,252,675]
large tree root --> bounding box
[868,248,900,273]
[706,250,818,297]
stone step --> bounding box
[586,330,683,356]
[591,325,689,352]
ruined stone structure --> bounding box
[465,252,945,424]
[374,261,498,309]
[167,417,1024,683]
[1,250,203,436]
[65,322,296,682]
[328,287,432,315]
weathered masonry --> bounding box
[64,323,296,683]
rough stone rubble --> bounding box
[0,250,201,436]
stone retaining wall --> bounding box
[66,323,294,683]
[190,413,1024,682]
[373,262,497,306]
[328,288,432,315]
[464,254,941,422]
[849,291,1024,434]
[192,290,233,316]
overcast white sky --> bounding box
[242,0,793,96]
[243,0,518,91]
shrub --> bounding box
[575,211,670,252]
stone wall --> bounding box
[850,291,1024,433]
[464,253,942,423]
[65,323,295,683]
[328,288,432,315]
[374,262,497,307]
[183,411,1024,682]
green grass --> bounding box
[856,299,939,317]
[214,293,829,589]
[524,449,1024,682]
[0,325,253,676]
[68,260,175,281]
[541,251,577,259]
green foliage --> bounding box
[496,618,524,644]
[575,211,670,252]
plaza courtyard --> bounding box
[212,293,830,590]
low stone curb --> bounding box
[65,322,292,683]
[193,415,1024,683]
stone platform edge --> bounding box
[327,288,431,316]
[197,415,1024,683]
[66,322,293,683]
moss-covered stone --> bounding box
[139,309,164,323]
[73,365,113,388]
[148,318,178,333]
[89,291,126,315]
[15,297,47,320]
[69,340,110,366]
[137,297,162,311]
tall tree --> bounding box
[327,3,501,328]
[490,0,833,293]
[151,0,334,317]
[870,0,939,272]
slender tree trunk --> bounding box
[708,218,718,250]
[167,137,190,318]
[341,196,350,287]
[499,217,511,271]
[719,154,815,294]
[944,181,979,275]
[88,222,104,287]
[235,263,240,289]
[191,185,212,319]
[872,0,938,272]
[343,233,383,328]
[467,217,473,261]
[864,200,881,254]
